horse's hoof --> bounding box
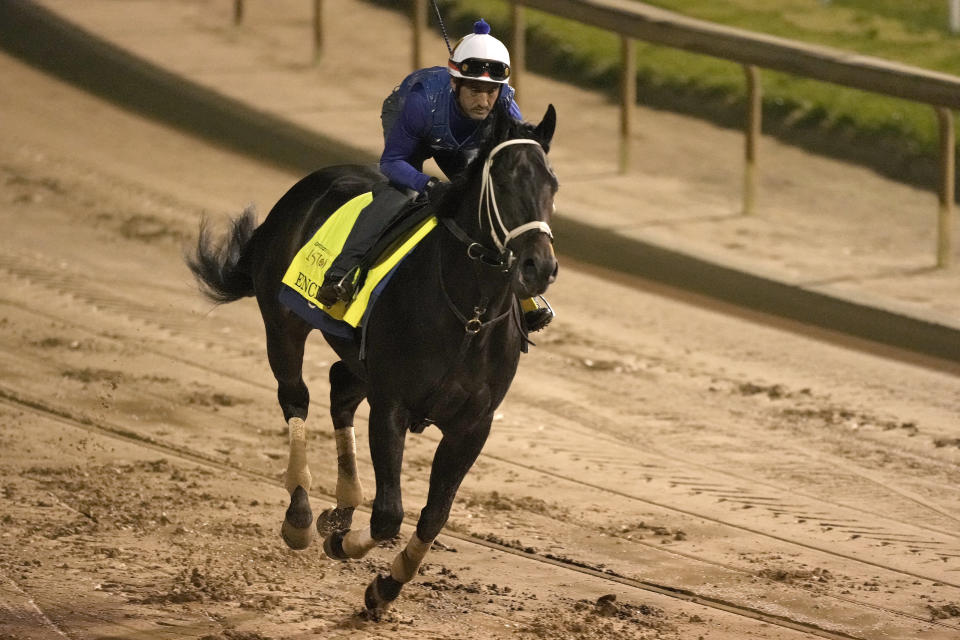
[316,506,355,536]
[280,519,314,550]
[364,574,403,611]
[323,529,351,561]
[281,485,314,550]
[285,485,313,528]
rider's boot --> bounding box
[521,296,555,333]
[315,268,359,307]
[314,185,412,307]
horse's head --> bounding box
[477,104,559,299]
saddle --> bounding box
[277,192,437,340]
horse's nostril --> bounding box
[522,258,538,279]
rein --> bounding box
[438,217,519,347]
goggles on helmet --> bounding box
[449,57,511,82]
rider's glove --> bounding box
[423,177,451,203]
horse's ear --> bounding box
[534,104,556,151]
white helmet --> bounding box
[448,19,511,85]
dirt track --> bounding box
[2,39,960,640]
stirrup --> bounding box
[523,295,555,333]
[315,268,359,306]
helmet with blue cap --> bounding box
[448,19,511,85]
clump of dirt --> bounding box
[185,389,250,408]
[32,336,85,350]
[135,565,246,604]
[759,566,833,584]
[543,553,611,575]
[519,594,675,639]
[478,532,539,555]
[737,382,790,399]
[927,602,960,620]
[201,629,274,640]
[3,170,67,202]
[586,593,662,620]
[118,213,187,243]
[464,490,564,517]
[604,521,687,542]
[61,367,123,387]
[781,407,919,435]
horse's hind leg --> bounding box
[262,313,315,550]
[316,361,366,536]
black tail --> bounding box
[185,207,257,304]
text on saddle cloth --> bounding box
[279,191,438,330]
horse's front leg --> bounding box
[323,403,407,562]
[365,417,492,611]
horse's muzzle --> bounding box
[515,237,558,298]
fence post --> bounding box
[936,107,955,267]
[619,36,636,174]
[951,0,960,34]
[511,2,526,110]
[313,0,323,64]
[743,65,762,215]
[233,0,243,25]
[413,0,427,71]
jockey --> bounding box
[315,18,554,332]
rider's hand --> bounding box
[424,177,451,203]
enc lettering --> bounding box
[295,272,320,298]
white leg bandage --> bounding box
[334,427,363,507]
[341,526,378,559]
[390,534,433,584]
[285,417,312,494]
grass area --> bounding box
[373,0,960,181]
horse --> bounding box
[186,103,558,611]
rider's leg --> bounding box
[316,184,412,306]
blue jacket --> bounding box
[379,66,522,193]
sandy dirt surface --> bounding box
[1,25,960,640]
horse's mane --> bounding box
[435,103,552,216]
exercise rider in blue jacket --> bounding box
[314,19,554,332]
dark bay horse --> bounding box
[186,104,558,611]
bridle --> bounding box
[478,139,554,259]
[440,137,554,273]
[437,137,554,337]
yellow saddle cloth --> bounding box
[278,192,437,335]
